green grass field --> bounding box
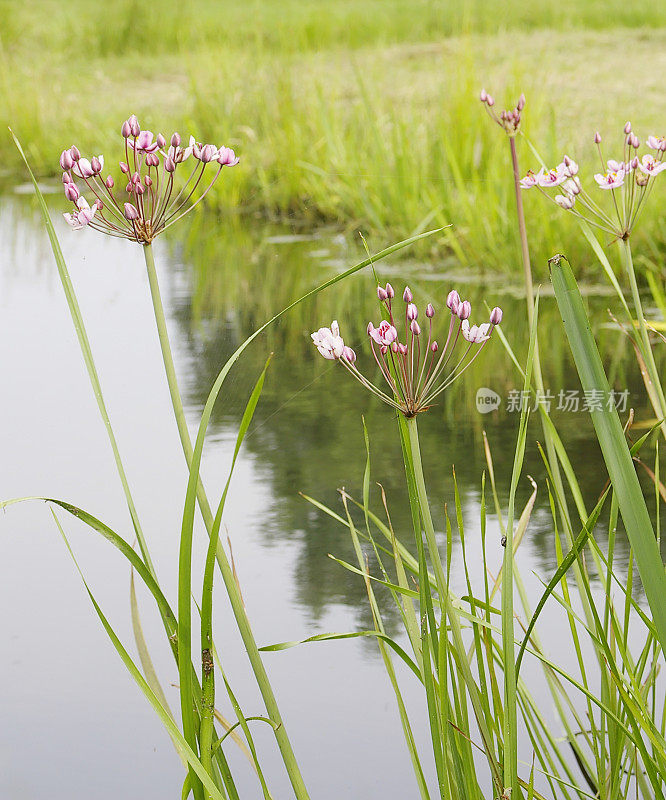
[3,0,666,274]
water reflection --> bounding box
[166,211,664,617]
[2,193,665,799]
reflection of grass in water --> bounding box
[5,0,666,270]
[163,217,664,620]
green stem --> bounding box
[404,416,503,797]
[142,243,310,800]
[618,238,666,437]
[200,540,217,798]
[510,138,575,523]
[510,135,611,741]
[510,137,535,331]
[144,243,199,476]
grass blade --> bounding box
[11,130,155,575]
[550,253,666,655]
[50,509,227,800]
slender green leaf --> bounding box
[550,254,666,654]
[50,510,227,800]
[11,131,154,574]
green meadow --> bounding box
[4,0,666,273]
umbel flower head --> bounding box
[480,89,526,137]
[312,284,502,417]
[59,114,239,244]
[520,121,665,238]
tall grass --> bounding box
[5,2,666,273]
[289,300,666,798]
[259,104,666,798]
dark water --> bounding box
[0,194,663,798]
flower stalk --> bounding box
[618,238,666,435]
[61,114,309,798]
[143,243,310,800]
[403,415,503,798]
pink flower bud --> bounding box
[398,343,408,355]
[377,286,388,301]
[131,171,141,184]
[120,161,129,174]
[517,93,526,111]
[95,199,103,210]
[431,341,438,352]
[135,183,145,195]
[165,156,176,173]
[367,322,374,336]
[426,303,435,318]
[171,132,181,147]
[126,183,133,193]
[62,172,72,184]
[490,306,503,325]
[64,183,80,201]
[624,121,632,135]
[446,289,460,312]
[192,143,202,160]
[128,115,140,137]
[105,176,114,189]
[410,320,421,336]
[391,341,399,353]
[201,144,216,163]
[385,283,395,298]
[70,145,81,161]
[457,300,471,320]
[121,121,132,138]
[479,88,487,103]
[60,149,74,170]
[631,156,639,169]
[594,132,602,144]
[486,95,494,107]
[403,286,412,303]
[156,133,166,149]
[407,303,418,321]
[90,156,102,174]
[342,346,356,364]
[124,202,139,220]
[145,152,160,167]
[144,175,153,187]
[631,134,640,149]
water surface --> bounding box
[0,195,663,798]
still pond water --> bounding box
[0,193,662,798]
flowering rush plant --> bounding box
[312,285,502,417]
[59,114,239,243]
[519,121,666,238]
[479,89,526,137]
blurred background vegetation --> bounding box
[3,0,666,277]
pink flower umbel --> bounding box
[480,90,526,137]
[312,285,502,417]
[520,122,666,238]
[59,115,239,244]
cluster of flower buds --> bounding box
[520,122,666,238]
[312,284,502,417]
[480,89,525,137]
[59,114,239,244]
